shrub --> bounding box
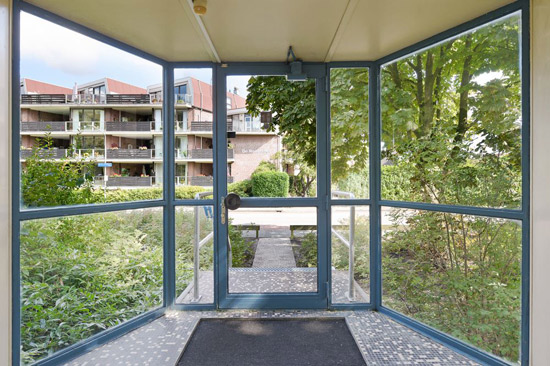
[251,171,289,197]
[253,160,277,174]
[228,179,253,197]
[88,185,206,203]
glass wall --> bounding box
[331,206,370,303]
[380,15,521,209]
[330,68,369,199]
[175,206,214,304]
[19,12,163,208]
[380,13,523,364]
[20,209,163,364]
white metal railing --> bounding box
[331,191,356,301]
[72,148,105,159]
[175,93,192,105]
[192,191,214,302]
[77,121,102,131]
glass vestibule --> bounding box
[14,6,528,366]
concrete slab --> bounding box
[253,237,296,268]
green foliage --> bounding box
[228,224,254,267]
[295,233,317,268]
[20,210,164,364]
[21,133,96,207]
[251,171,289,197]
[330,68,369,183]
[378,15,522,363]
[253,160,277,174]
[89,185,206,203]
[228,179,253,197]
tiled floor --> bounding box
[63,310,479,366]
[176,269,369,304]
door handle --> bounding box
[221,193,241,225]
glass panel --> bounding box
[20,12,163,208]
[331,206,370,303]
[226,75,316,198]
[382,207,521,363]
[175,205,214,304]
[380,14,521,209]
[173,68,214,191]
[228,207,317,293]
[20,208,163,364]
[330,68,369,199]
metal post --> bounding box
[349,205,355,300]
[193,204,200,301]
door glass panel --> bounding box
[175,205,214,304]
[227,207,317,293]
[226,75,317,198]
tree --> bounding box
[21,133,96,207]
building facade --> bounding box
[20,77,280,187]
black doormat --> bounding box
[177,318,366,366]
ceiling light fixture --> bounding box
[193,0,207,15]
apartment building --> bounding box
[20,77,280,187]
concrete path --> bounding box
[252,236,297,268]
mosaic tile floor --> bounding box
[175,269,369,304]
[62,310,480,366]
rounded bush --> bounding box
[251,171,289,197]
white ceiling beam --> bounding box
[324,0,359,63]
[178,0,221,63]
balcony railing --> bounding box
[106,149,153,159]
[20,148,67,159]
[94,176,154,187]
[185,149,234,159]
[20,121,68,132]
[21,148,105,160]
[20,93,187,105]
[188,176,234,186]
[175,94,192,105]
[106,121,157,132]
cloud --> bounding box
[20,12,161,79]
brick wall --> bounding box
[231,135,279,181]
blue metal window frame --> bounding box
[10,0,529,365]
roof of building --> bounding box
[189,77,246,111]
[22,78,72,94]
[227,91,246,109]
[105,78,147,94]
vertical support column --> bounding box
[214,64,227,306]
[316,68,330,303]
[10,1,19,365]
[369,64,382,310]
[520,2,530,365]
[163,64,175,307]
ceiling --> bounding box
[24,0,515,63]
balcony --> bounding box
[20,148,67,159]
[94,176,154,187]
[188,176,234,186]
[106,148,153,159]
[106,121,156,132]
[20,93,171,105]
[184,148,234,160]
[20,121,67,132]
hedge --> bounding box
[89,185,206,203]
[251,171,289,197]
[228,179,253,197]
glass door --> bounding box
[216,64,329,309]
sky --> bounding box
[20,12,251,95]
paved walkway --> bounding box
[253,237,296,268]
